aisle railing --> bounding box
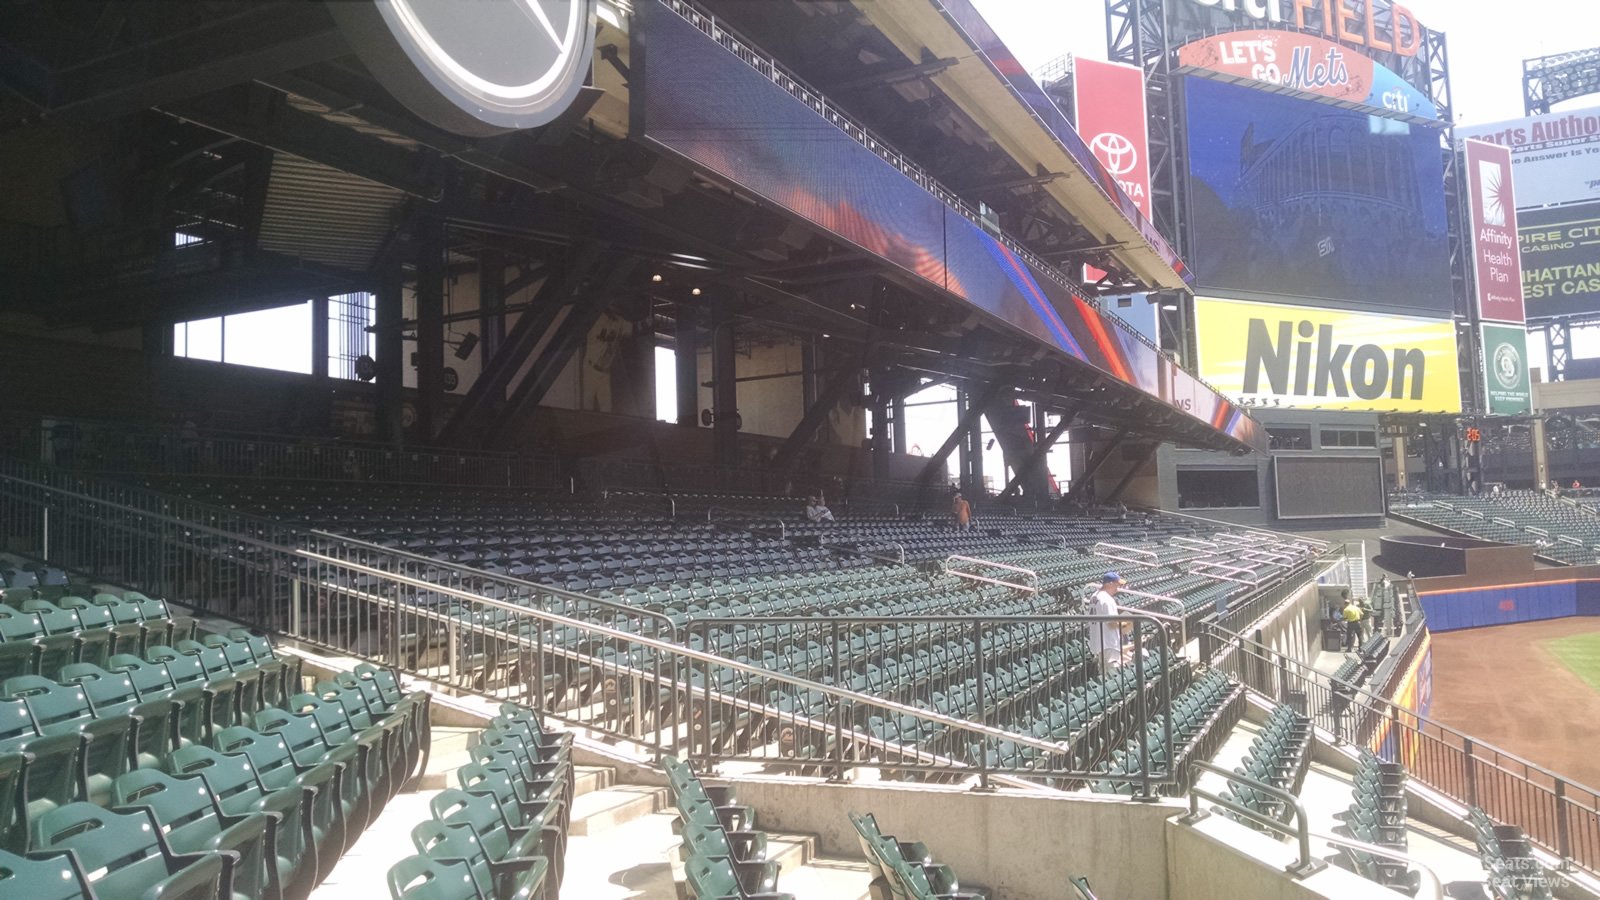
[0,467,1186,792]
[1204,622,1600,876]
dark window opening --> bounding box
[1177,469,1260,509]
[1267,426,1312,450]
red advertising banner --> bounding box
[1073,57,1150,283]
[1464,138,1526,323]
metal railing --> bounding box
[3,417,556,487]
[1206,623,1600,877]
[0,467,1191,791]
[1183,760,1327,878]
[942,555,1039,592]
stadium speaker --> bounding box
[354,354,377,382]
[453,332,478,360]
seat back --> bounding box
[167,745,265,816]
[59,663,139,714]
[30,802,182,897]
[0,847,90,900]
[410,819,493,897]
[112,768,227,855]
[0,753,23,854]
[108,654,176,698]
[0,605,43,642]
[212,812,274,900]
[3,676,92,736]
[387,854,479,900]
[254,707,329,767]
[214,726,300,791]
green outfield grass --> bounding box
[1544,629,1600,695]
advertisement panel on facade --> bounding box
[1480,322,1533,416]
[1521,201,1600,319]
[1183,76,1453,316]
[1074,58,1151,283]
[1194,297,1461,413]
[1073,58,1153,217]
[636,3,1264,449]
[1177,29,1436,120]
[1456,106,1600,209]
[1464,139,1526,323]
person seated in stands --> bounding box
[1088,572,1129,673]
[1342,595,1367,652]
[804,493,834,523]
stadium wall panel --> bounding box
[1418,581,1579,631]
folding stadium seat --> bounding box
[19,600,79,636]
[167,744,313,895]
[410,818,551,900]
[111,768,280,900]
[30,802,226,899]
[387,855,480,900]
[5,675,134,805]
[431,788,557,886]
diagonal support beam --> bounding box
[917,380,1010,485]
[1066,428,1128,502]
[1105,442,1157,504]
[437,243,604,446]
[485,254,642,447]
[999,406,1079,500]
[772,353,868,473]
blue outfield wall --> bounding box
[1418,580,1600,631]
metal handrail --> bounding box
[303,528,679,636]
[1204,619,1600,874]
[1182,760,1327,878]
[0,466,1187,789]
[942,555,1039,592]
[1309,832,1445,900]
[705,505,785,539]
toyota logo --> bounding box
[333,0,597,137]
[1090,132,1138,176]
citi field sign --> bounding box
[1185,0,1426,58]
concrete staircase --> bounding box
[562,769,876,899]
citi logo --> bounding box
[1243,319,1426,401]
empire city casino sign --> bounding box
[1187,0,1426,58]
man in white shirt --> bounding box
[1087,571,1128,673]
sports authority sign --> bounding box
[1073,58,1150,283]
[1072,58,1151,217]
[1193,296,1460,413]
[1464,139,1526,323]
[1480,323,1531,416]
[1176,30,1436,119]
[1456,106,1600,209]
[331,0,597,137]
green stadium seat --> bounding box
[388,854,479,900]
[0,846,91,899]
[411,818,550,900]
[30,802,225,900]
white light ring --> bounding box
[383,0,583,106]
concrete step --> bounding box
[561,808,682,899]
[575,765,616,798]
[569,784,671,836]
[414,726,477,790]
[779,855,876,900]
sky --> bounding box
[967,0,1600,125]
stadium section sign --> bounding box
[1480,323,1532,416]
[1521,202,1600,319]
[1457,107,1600,209]
[1464,139,1526,323]
[1177,30,1436,119]
[331,0,596,136]
[1194,297,1460,413]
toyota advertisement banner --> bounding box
[1457,106,1600,209]
[1073,57,1150,283]
[1480,322,1532,416]
[1464,138,1526,323]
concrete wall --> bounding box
[719,777,1180,900]
[1167,815,1404,899]
[717,775,1401,899]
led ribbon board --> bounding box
[332,0,597,136]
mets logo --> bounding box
[1492,341,1522,390]
[1090,132,1138,176]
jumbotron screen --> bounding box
[1183,77,1453,316]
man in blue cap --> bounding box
[1088,571,1128,673]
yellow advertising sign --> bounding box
[1195,297,1461,413]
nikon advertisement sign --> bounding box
[1480,323,1532,415]
[1195,297,1461,413]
